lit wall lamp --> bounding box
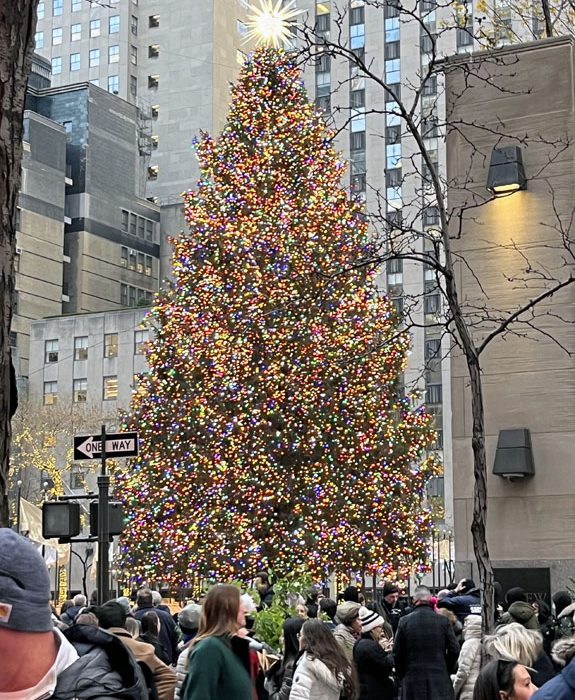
[493,428,535,481]
[486,145,527,196]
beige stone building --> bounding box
[446,36,575,593]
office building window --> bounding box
[151,105,159,119]
[131,15,138,35]
[90,19,101,37]
[137,217,145,238]
[52,27,63,45]
[134,330,148,355]
[424,292,441,315]
[104,333,118,358]
[137,252,145,274]
[350,23,365,49]
[145,255,153,276]
[103,376,118,400]
[109,15,120,33]
[35,32,44,49]
[129,213,137,235]
[148,44,160,58]
[129,286,136,305]
[71,23,81,41]
[121,246,128,267]
[129,249,137,270]
[70,464,85,489]
[89,49,100,68]
[351,109,365,132]
[53,0,63,15]
[73,378,87,403]
[38,2,45,19]
[109,45,120,63]
[385,17,399,42]
[426,383,442,405]
[130,45,138,65]
[148,75,159,89]
[147,165,159,180]
[149,14,160,27]
[71,0,81,8]
[45,339,59,364]
[43,381,58,405]
[386,142,401,168]
[385,59,400,84]
[90,79,100,87]
[145,220,154,241]
[70,53,80,71]
[130,75,137,97]
[74,336,88,360]
[425,338,441,360]
[52,57,62,75]
[121,210,129,232]
[108,75,119,93]
[120,283,128,306]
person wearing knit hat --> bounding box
[354,606,395,700]
[0,528,146,698]
[334,601,361,662]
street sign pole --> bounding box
[97,423,110,605]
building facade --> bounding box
[446,37,575,591]
[12,57,161,386]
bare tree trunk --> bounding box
[468,357,495,633]
[0,0,38,527]
[541,0,554,37]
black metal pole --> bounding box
[97,424,110,605]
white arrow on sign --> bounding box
[76,436,136,457]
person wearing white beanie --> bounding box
[353,606,395,700]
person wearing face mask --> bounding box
[353,606,395,700]
[472,659,537,700]
[334,601,362,663]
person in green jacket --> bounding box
[182,584,254,700]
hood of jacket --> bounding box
[507,601,538,627]
[52,624,146,699]
[463,614,483,640]
[552,637,575,667]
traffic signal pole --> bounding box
[97,423,110,605]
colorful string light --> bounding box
[117,47,438,585]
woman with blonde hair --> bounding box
[485,623,556,687]
[182,584,253,700]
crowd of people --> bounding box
[3,528,575,700]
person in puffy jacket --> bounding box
[333,601,361,663]
[453,614,482,700]
[532,634,575,699]
[0,529,147,700]
[291,619,358,700]
[353,606,395,700]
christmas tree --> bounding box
[118,47,438,584]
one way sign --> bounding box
[73,432,139,460]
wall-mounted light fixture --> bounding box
[486,145,526,196]
[493,428,535,481]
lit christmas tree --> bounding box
[118,45,438,584]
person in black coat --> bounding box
[393,585,459,700]
[134,588,180,664]
[353,606,395,700]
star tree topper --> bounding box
[245,0,304,48]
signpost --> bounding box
[73,427,138,604]
[73,431,138,460]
